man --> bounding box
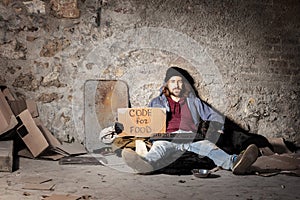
[122,66,259,175]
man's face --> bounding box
[167,76,183,97]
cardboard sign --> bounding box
[117,107,166,137]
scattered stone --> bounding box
[12,72,39,91]
[1,0,11,6]
[0,40,27,60]
[50,0,80,19]
[26,36,38,41]
[40,38,71,57]
[38,93,60,103]
[23,0,46,15]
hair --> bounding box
[162,78,192,98]
[163,66,199,98]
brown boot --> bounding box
[232,144,259,175]
[122,148,154,174]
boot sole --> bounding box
[122,148,153,173]
[232,144,258,175]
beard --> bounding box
[169,88,182,97]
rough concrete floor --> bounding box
[0,156,299,200]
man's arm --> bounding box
[195,98,224,123]
[193,98,225,133]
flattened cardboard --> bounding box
[39,153,64,161]
[17,110,49,157]
[18,148,34,159]
[117,107,166,137]
[34,118,61,147]
[18,148,64,161]
[21,176,52,184]
[0,91,18,135]
[59,156,101,165]
[26,99,39,118]
[22,183,55,190]
[42,194,81,200]
[54,142,87,156]
[19,118,64,160]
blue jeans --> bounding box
[144,139,236,170]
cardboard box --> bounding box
[8,98,39,117]
[8,98,27,116]
[117,107,166,137]
[0,140,14,172]
[0,91,18,135]
[17,110,49,157]
[18,116,87,159]
[33,118,61,148]
[17,118,64,160]
[1,87,16,101]
[26,99,39,118]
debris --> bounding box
[20,176,52,184]
[50,0,80,19]
[42,194,81,200]
[22,183,55,191]
[23,0,46,14]
[59,155,101,165]
[23,191,31,196]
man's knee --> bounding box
[199,140,219,148]
[151,140,175,152]
[194,140,220,155]
[152,140,172,147]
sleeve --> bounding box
[148,96,165,108]
[195,98,225,129]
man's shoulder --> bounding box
[150,95,163,102]
[149,95,166,106]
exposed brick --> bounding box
[38,93,60,103]
[40,38,71,57]
[50,0,80,18]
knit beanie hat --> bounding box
[164,66,185,82]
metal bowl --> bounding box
[191,169,211,178]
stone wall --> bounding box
[0,0,299,145]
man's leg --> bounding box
[182,140,259,174]
[144,141,177,161]
[122,140,181,173]
[183,140,234,170]
[144,140,184,169]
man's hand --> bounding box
[114,122,124,134]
